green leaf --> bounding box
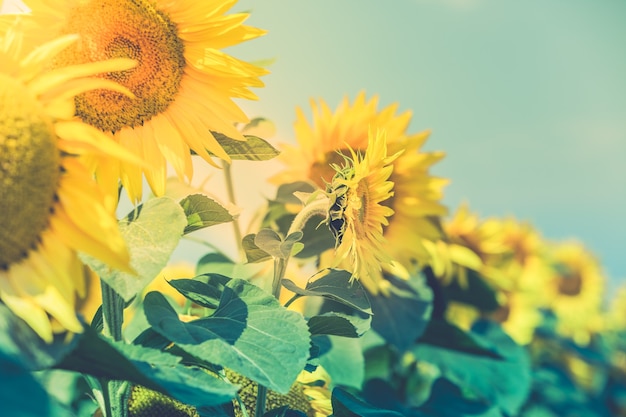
[82,197,187,302]
[168,278,222,309]
[263,406,307,417]
[283,232,304,257]
[242,234,272,263]
[291,213,334,259]
[282,269,372,315]
[55,326,163,389]
[273,182,317,205]
[318,336,364,390]
[271,211,333,259]
[253,229,303,259]
[369,274,432,351]
[143,274,310,394]
[211,131,280,161]
[263,182,335,259]
[111,342,238,410]
[56,327,237,409]
[418,378,505,417]
[331,387,405,417]
[308,314,358,338]
[0,303,78,371]
[413,320,531,416]
[443,269,500,312]
[180,194,234,234]
[417,320,503,360]
[0,352,69,417]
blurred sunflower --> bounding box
[324,129,400,294]
[271,93,448,287]
[12,0,267,204]
[0,22,139,342]
[437,206,551,344]
[546,241,605,345]
[434,204,500,286]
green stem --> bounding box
[283,294,301,309]
[287,197,328,236]
[222,160,245,261]
[254,199,327,417]
[255,257,288,417]
[100,280,129,417]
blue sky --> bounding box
[229,0,626,289]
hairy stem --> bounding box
[100,280,129,417]
[222,160,245,261]
[255,198,328,416]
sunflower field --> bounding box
[1,1,625,417]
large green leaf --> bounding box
[0,352,70,417]
[56,327,237,409]
[443,269,500,312]
[318,336,364,390]
[331,387,405,417]
[83,197,187,302]
[144,274,310,394]
[211,132,280,161]
[369,274,432,351]
[283,269,372,315]
[0,303,78,371]
[413,320,531,416]
[417,378,504,417]
[417,320,503,360]
[180,194,234,234]
[111,342,238,411]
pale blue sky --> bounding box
[230,0,626,289]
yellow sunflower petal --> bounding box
[0,21,136,340]
[21,0,267,201]
[0,270,54,342]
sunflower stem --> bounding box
[287,197,328,237]
[100,280,124,341]
[255,200,328,417]
[222,160,245,261]
[255,257,288,417]
[100,280,129,417]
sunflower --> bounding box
[271,93,448,284]
[439,206,551,344]
[545,241,605,345]
[0,22,140,342]
[231,367,332,417]
[322,129,401,294]
[12,0,267,204]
